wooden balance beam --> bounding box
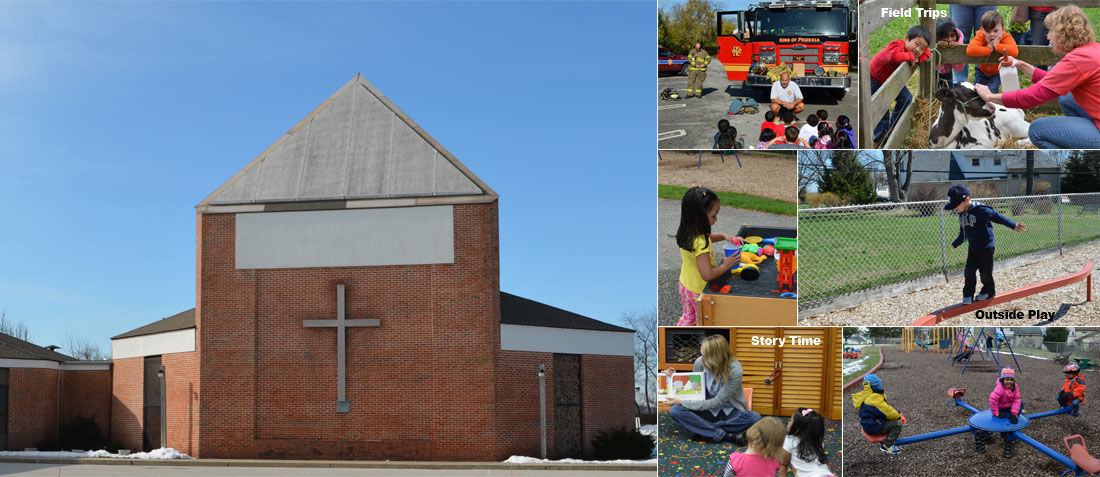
[911,261,1093,326]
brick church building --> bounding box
[92,75,636,460]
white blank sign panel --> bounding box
[235,205,454,269]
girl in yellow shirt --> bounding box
[675,187,743,326]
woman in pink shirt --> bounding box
[974,5,1100,149]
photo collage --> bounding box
[658,0,1099,475]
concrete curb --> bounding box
[0,457,655,471]
[843,346,885,393]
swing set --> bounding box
[902,327,1022,375]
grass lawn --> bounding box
[843,345,882,382]
[658,184,798,216]
[798,202,1100,303]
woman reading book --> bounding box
[663,335,761,445]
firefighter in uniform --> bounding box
[686,41,710,98]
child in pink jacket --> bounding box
[978,367,1022,458]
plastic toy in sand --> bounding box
[772,237,797,294]
[860,387,1090,476]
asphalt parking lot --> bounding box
[658,59,859,149]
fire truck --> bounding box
[717,1,854,99]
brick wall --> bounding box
[494,350,556,460]
[8,367,59,450]
[196,202,501,460]
[164,352,199,455]
[580,354,636,457]
[59,368,112,437]
[110,357,143,451]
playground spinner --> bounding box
[863,388,1097,477]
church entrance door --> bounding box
[143,356,162,450]
[553,354,582,458]
[0,368,7,450]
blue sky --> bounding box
[0,1,653,354]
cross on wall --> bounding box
[302,284,379,413]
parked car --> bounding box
[659,46,689,76]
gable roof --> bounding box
[0,333,74,362]
[111,309,196,340]
[198,74,495,209]
[115,294,629,343]
[500,292,633,333]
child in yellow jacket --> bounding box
[966,10,1018,93]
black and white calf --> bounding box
[928,82,1030,149]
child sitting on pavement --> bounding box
[852,374,906,455]
[768,126,810,149]
[761,111,784,138]
[757,128,777,150]
[945,184,1027,304]
[799,114,820,146]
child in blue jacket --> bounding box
[945,185,1027,304]
[852,374,906,455]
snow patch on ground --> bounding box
[0,448,192,460]
[504,455,656,464]
[842,354,871,376]
[504,425,659,464]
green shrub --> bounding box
[36,415,122,452]
[590,428,655,460]
[806,192,843,208]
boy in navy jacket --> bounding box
[946,185,1027,304]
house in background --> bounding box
[902,151,1060,197]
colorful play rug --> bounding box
[658,413,842,476]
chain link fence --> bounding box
[798,192,1100,307]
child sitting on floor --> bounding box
[781,408,834,477]
[724,417,786,477]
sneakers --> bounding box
[1072,407,1080,417]
[963,297,973,304]
[879,444,901,455]
[976,293,993,301]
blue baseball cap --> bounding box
[945,184,970,210]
